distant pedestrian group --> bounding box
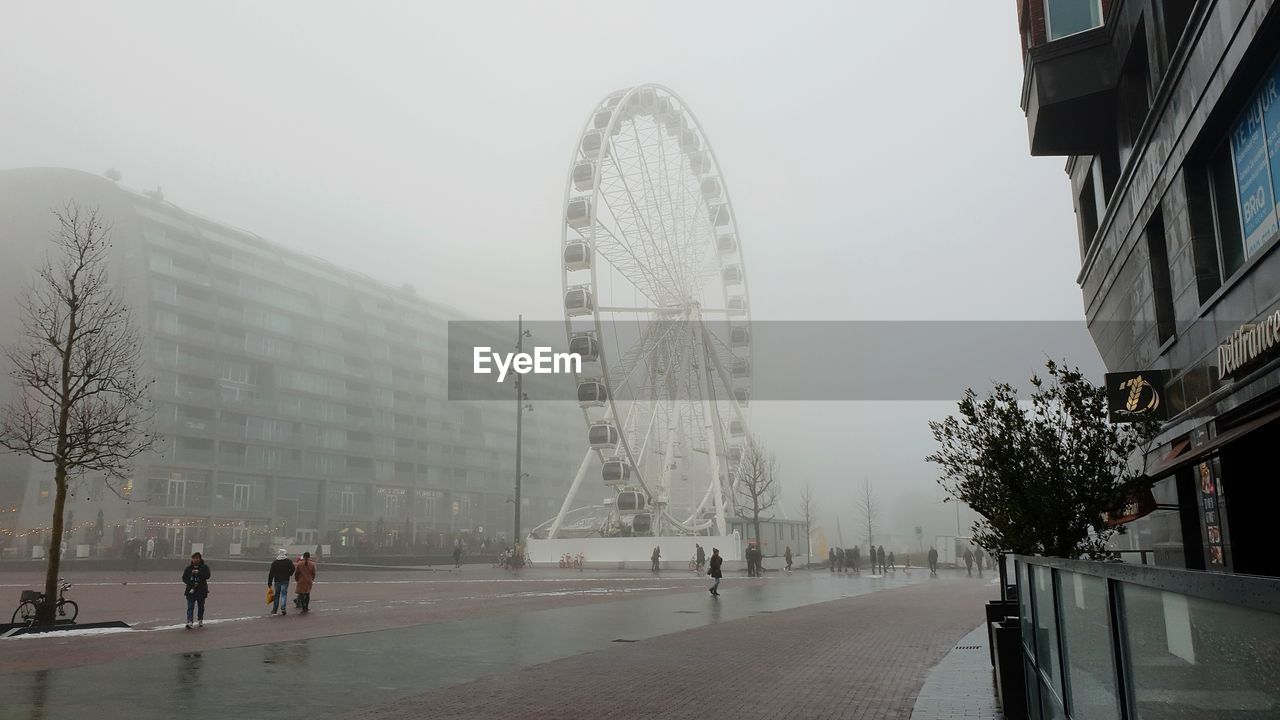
[265,549,319,616]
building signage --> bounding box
[1216,309,1280,380]
[1198,461,1225,566]
[1228,54,1280,256]
[1104,370,1170,423]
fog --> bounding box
[1,2,1093,551]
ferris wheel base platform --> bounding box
[526,534,742,568]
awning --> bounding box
[1104,488,1158,527]
[1143,406,1280,480]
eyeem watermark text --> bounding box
[473,346,581,383]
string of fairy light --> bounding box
[0,518,289,539]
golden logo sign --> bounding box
[1118,375,1160,415]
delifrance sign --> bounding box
[1217,309,1280,380]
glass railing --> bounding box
[1013,555,1280,719]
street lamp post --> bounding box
[514,316,532,546]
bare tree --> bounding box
[858,477,880,552]
[1,205,158,624]
[798,480,816,562]
[732,435,779,550]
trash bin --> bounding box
[992,619,1027,720]
[985,599,1018,666]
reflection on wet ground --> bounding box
[1,572,926,720]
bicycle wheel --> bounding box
[58,600,78,622]
[12,601,37,625]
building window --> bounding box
[1207,141,1248,282]
[340,491,355,516]
[1116,24,1151,168]
[167,477,187,508]
[222,360,255,385]
[1077,171,1101,255]
[1146,210,1176,346]
[1044,0,1103,41]
[233,484,251,511]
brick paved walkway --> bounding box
[351,579,994,720]
[910,625,1004,720]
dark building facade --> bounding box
[1016,0,1280,577]
[0,167,581,559]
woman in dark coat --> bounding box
[182,552,211,629]
[708,548,723,596]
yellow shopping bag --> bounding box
[265,586,275,604]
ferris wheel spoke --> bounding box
[601,138,688,302]
[586,209,666,306]
[628,120,691,301]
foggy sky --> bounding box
[1,2,1090,550]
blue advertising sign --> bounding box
[1229,57,1280,258]
[1231,88,1277,257]
[1264,58,1280,235]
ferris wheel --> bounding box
[541,85,754,541]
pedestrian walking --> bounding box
[828,547,836,572]
[146,537,155,559]
[453,544,463,568]
[887,551,896,572]
[852,546,861,574]
[651,546,661,572]
[182,552,210,629]
[975,547,985,577]
[696,544,706,572]
[877,545,886,574]
[835,546,844,573]
[964,548,974,576]
[294,551,317,613]
[268,549,294,615]
[927,546,939,575]
[784,545,793,571]
[708,548,723,596]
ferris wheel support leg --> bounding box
[548,449,594,540]
[706,412,728,536]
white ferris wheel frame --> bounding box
[547,84,757,541]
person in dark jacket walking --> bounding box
[651,546,661,572]
[696,544,706,572]
[182,552,211,629]
[887,551,896,572]
[452,544,463,569]
[784,546,793,571]
[708,548,723,596]
[852,546,861,574]
[828,547,836,572]
[974,547,985,577]
[877,546,886,574]
[927,546,939,575]
[963,548,974,576]
[268,549,294,615]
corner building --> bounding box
[1015,0,1280,576]
[0,167,580,559]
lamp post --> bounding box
[514,316,532,546]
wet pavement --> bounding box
[0,569,952,719]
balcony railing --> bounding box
[1013,555,1280,719]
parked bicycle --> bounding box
[12,578,77,625]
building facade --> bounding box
[0,167,581,559]
[1015,0,1280,576]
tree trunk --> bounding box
[40,466,68,625]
